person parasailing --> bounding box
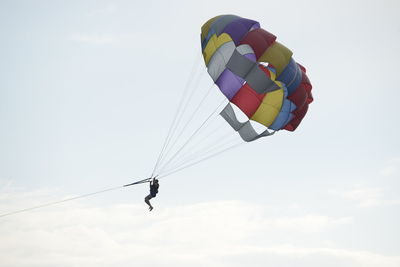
[144,178,159,211]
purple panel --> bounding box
[215,52,256,100]
[244,53,256,62]
[216,70,244,100]
[222,18,260,45]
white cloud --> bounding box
[1,188,397,267]
[340,187,383,207]
[270,215,352,233]
[339,187,400,208]
[380,158,400,176]
[225,245,400,267]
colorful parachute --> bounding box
[148,15,314,178]
[201,15,313,142]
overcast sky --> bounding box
[1,0,399,266]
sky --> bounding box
[0,0,400,266]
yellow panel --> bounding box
[259,42,293,76]
[202,33,232,65]
[250,88,284,127]
[201,15,222,42]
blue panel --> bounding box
[269,86,296,130]
[201,29,215,51]
[277,58,302,95]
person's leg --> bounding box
[144,195,153,211]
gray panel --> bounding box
[207,41,236,81]
[211,15,241,35]
[236,44,254,55]
[220,104,274,142]
[238,122,274,142]
[226,49,255,78]
[219,103,245,130]
[246,65,281,93]
[207,43,256,82]
[226,50,281,94]
[238,121,261,142]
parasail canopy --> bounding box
[201,15,313,142]
[150,14,314,178]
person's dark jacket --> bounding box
[150,183,159,197]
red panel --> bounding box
[231,83,265,118]
[297,63,306,72]
[230,65,273,117]
[283,68,313,132]
[298,66,313,104]
[259,64,273,77]
[288,84,307,110]
[240,28,276,60]
[284,102,309,131]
